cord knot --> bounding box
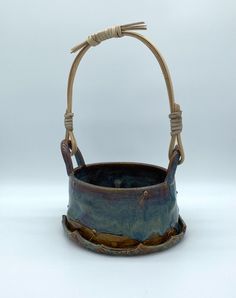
[169,110,182,136]
[87,26,122,47]
[70,21,147,53]
[64,112,74,131]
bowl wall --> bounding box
[67,162,179,242]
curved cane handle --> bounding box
[64,21,184,164]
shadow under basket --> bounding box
[61,142,186,256]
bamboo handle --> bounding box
[64,22,184,164]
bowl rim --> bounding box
[70,161,169,192]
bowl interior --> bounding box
[75,163,167,188]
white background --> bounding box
[1,0,236,297]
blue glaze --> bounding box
[66,151,181,242]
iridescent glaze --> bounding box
[61,140,186,255]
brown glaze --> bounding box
[62,215,186,256]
